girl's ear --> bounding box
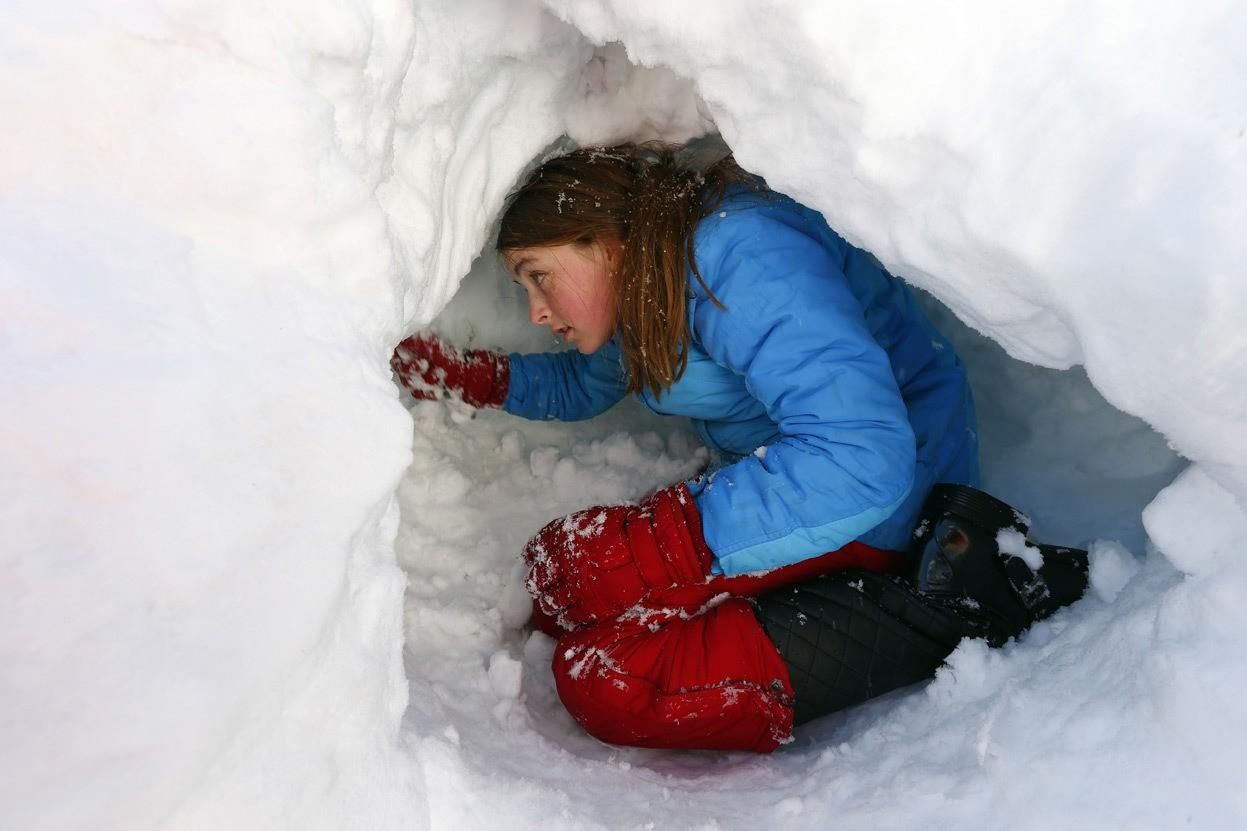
[602,237,624,269]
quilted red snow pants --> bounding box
[536,541,903,753]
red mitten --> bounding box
[390,333,510,409]
[523,483,714,629]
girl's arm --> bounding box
[504,339,628,421]
[689,208,917,576]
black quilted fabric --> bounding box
[754,571,972,725]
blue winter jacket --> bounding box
[503,189,979,576]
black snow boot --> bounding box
[909,484,1090,646]
[753,485,1091,726]
[753,570,972,725]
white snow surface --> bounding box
[3,2,1246,830]
[996,528,1043,571]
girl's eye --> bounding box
[530,271,547,286]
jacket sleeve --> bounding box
[503,339,628,421]
[686,209,917,576]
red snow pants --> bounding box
[536,541,903,753]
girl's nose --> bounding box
[528,294,550,326]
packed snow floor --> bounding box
[390,255,1241,830]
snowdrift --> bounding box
[3,1,1245,829]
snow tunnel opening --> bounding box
[380,22,1216,813]
[390,130,1186,785]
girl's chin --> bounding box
[574,333,609,354]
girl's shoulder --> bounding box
[693,186,819,253]
[696,184,784,231]
[690,187,842,295]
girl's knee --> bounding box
[552,621,647,744]
[550,603,794,752]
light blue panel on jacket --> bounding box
[633,339,774,453]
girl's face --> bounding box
[505,240,620,354]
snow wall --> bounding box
[3,1,1246,829]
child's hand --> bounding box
[390,333,510,409]
[522,483,713,629]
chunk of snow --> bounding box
[488,651,523,700]
[1088,540,1141,603]
[997,528,1045,571]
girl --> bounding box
[393,144,1084,752]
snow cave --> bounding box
[4,3,1246,831]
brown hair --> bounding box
[496,143,757,398]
